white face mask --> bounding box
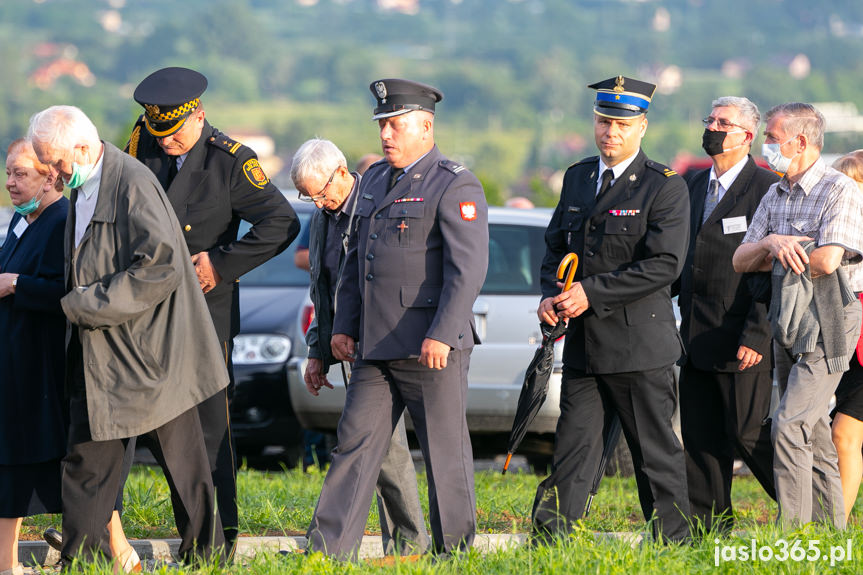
[761,135,799,174]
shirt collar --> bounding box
[778,156,826,197]
[78,145,105,200]
[598,149,639,181]
[325,173,360,217]
[402,150,431,176]
[709,154,749,191]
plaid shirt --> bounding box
[743,157,863,291]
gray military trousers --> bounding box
[307,349,476,559]
[772,298,861,528]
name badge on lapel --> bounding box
[722,216,747,234]
[13,219,28,238]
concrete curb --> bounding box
[19,531,644,566]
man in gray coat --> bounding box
[291,138,429,555]
[28,105,228,565]
[307,79,489,559]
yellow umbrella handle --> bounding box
[556,252,579,292]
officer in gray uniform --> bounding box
[532,76,691,543]
[306,79,489,559]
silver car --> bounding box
[287,207,563,468]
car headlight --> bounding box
[233,334,292,365]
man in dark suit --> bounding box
[532,76,691,543]
[306,79,489,559]
[127,67,300,550]
[675,97,778,533]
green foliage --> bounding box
[2,0,863,201]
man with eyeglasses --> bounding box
[290,138,429,555]
[734,103,863,528]
[122,67,298,553]
[674,97,778,534]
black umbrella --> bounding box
[502,253,577,474]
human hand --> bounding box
[761,234,813,275]
[551,281,590,319]
[304,358,334,396]
[191,251,223,293]
[737,345,763,371]
[419,338,450,370]
[330,334,356,362]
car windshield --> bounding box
[238,209,312,287]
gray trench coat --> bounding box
[61,142,229,441]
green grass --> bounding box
[21,466,863,573]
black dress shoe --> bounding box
[44,528,63,552]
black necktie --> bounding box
[388,167,404,191]
[702,179,720,223]
[597,169,614,197]
[166,156,178,188]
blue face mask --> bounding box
[761,136,798,174]
[65,161,94,189]
[13,176,49,216]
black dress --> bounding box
[0,198,68,517]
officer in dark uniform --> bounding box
[306,79,489,559]
[532,76,691,543]
[127,67,299,549]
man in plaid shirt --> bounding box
[733,102,863,528]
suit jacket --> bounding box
[676,157,778,372]
[333,146,489,360]
[541,150,689,374]
[305,173,360,371]
[61,142,229,441]
[127,118,300,341]
[0,199,68,464]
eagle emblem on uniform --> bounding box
[144,104,161,117]
[375,81,387,103]
[613,76,625,93]
[460,201,477,221]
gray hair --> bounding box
[766,102,826,150]
[27,105,100,151]
[712,96,761,134]
[290,138,347,189]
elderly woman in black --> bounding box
[0,139,67,575]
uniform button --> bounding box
[589,225,596,231]
[184,225,191,232]
[370,233,378,240]
[621,226,628,231]
[366,274,374,281]
[650,313,656,318]
[209,137,215,142]
[375,213,382,219]
[367,254,374,260]
[586,250,594,257]
[426,298,433,303]
[401,209,407,214]
[458,333,464,339]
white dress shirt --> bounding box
[74,147,105,248]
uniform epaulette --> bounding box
[439,159,467,175]
[208,132,244,156]
[568,156,599,170]
[645,160,677,177]
[125,115,146,158]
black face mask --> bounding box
[701,129,727,157]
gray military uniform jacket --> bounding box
[333,146,489,360]
[61,142,229,441]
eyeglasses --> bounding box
[297,167,338,203]
[702,116,748,131]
